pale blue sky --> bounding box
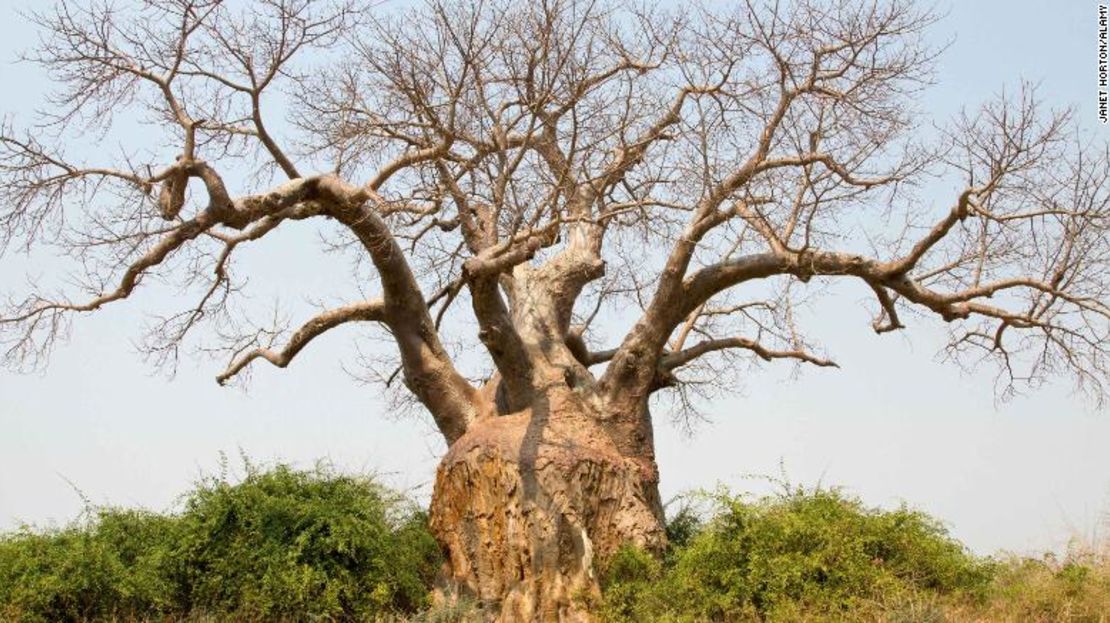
[1,0,1108,557]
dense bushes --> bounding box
[0,508,181,620]
[599,486,995,622]
[0,462,441,622]
[599,487,1110,622]
[2,469,1107,621]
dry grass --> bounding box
[953,543,1110,623]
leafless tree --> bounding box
[2,0,1107,620]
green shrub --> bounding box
[172,462,441,619]
[0,461,441,622]
[663,503,704,551]
[601,487,995,622]
[0,508,181,622]
[4,468,1107,622]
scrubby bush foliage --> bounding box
[597,487,1110,622]
[601,487,991,622]
[2,473,1108,622]
[0,462,440,622]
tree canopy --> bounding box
[1,0,1107,441]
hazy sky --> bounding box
[1,0,1108,557]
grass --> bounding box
[0,464,1107,622]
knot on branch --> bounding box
[158,160,188,221]
[871,318,905,334]
[463,238,544,280]
[955,188,977,221]
[792,250,817,282]
[477,326,504,351]
[649,367,677,391]
[158,120,231,222]
[940,303,972,322]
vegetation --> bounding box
[0,461,441,622]
[1,466,1107,622]
[599,487,1110,622]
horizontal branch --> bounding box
[660,336,838,370]
[216,300,386,385]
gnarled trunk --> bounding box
[429,387,665,622]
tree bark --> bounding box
[429,386,665,622]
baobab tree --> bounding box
[2,0,1108,620]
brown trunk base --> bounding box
[429,393,664,622]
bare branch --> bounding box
[661,336,838,370]
[217,299,385,385]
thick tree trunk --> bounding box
[428,387,665,622]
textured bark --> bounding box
[429,387,665,622]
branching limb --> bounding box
[867,281,904,334]
[217,299,385,385]
[661,336,838,370]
